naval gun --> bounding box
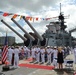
[1,20,27,42]
[11,18,36,46]
[23,16,46,46]
[24,32,38,46]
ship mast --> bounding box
[59,3,65,46]
[60,3,61,15]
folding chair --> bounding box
[65,60,73,69]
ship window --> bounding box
[50,36,53,38]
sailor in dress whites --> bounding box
[34,45,40,64]
[0,48,2,61]
[40,46,45,64]
[46,46,53,65]
[20,47,25,59]
[26,47,31,59]
[24,46,31,59]
[52,46,58,67]
[74,46,76,64]
[14,46,20,68]
[30,46,36,63]
[23,46,27,59]
[8,46,14,65]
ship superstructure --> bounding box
[42,21,71,47]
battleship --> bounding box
[1,3,76,47]
[23,20,76,47]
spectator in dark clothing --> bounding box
[57,47,64,69]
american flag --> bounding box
[2,32,8,64]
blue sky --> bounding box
[0,0,76,43]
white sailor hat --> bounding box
[54,46,57,48]
[23,46,26,48]
[47,46,50,47]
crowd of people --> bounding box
[0,45,75,69]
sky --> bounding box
[0,0,76,43]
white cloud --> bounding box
[0,0,62,12]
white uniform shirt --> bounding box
[27,48,30,53]
[14,48,20,57]
[23,47,28,53]
[40,49,45,55]
[35,47,40,54]
[46,48,53,55]
[74,48,76,55]
[53,49,58,58]
[31,48,36,58]
[8,48,14,56]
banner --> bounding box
[0,11,69,22]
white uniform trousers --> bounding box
[52,58,57,66]
[47,54,51,63]
[74,55,76,64]
[36,53,40,62]
[27,52,30,58]
[41,54,45,63]
[14,55,19,67]
[8,54,12,65]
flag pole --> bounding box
[2,31,8,64]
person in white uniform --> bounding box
[74,46,76,64]
[46,46,53,65]
[20,47,25,59]
[52,46,58,67]
[30,46,36,63]
[34,45,40,64]
[14,46,20,68]
[26,47,31,59]
[23,46,27,59]
[0,48,2,61]
[23,46,30,59]
[7,46,14,65]
[40,46,45,64]
[70,47,73,54]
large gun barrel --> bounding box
[11,18,35,41]
[1,19,27,41]
[23,16,43,41]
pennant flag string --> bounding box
[0,11,59,22]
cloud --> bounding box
[0,0,62,12]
